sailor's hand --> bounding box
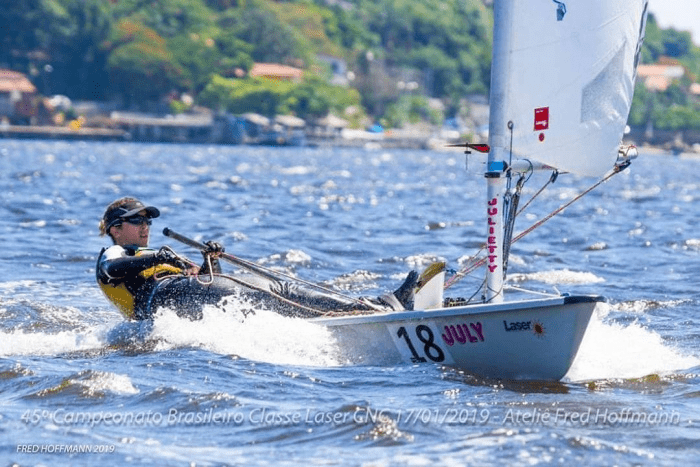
[156,247,188,269]
[182,265,201,276]
[155,247,177,263]
[203,241,225,256]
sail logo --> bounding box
[534,107,549,142]
[534,107,549,131]
[503,320,547,337]
[552,1,566,21]
[503,320,532,332]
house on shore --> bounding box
[636,63,686,92]
[0,69,38,124]
[629,58,700,149]
[249,63,303,82]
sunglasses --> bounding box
[121,215,152,227]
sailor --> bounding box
[97,197,418,320]
[96,197,226,320]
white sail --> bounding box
[490,0,648,177]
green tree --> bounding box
[383,94,442,128]
[199,74,294,115]
[654,104,700,130]
[0,0,46,69]
[199,72,361,120]
[282,75,361,118]
[222,7,305,64]
[168,33,223,94]
[351,0,490,97]
[3,0,697,130]
[319,0,379,51]
[105,18,183,106]
[628,82,655,127]
[111,0,217,39]
[0,0,113,99]
[640,13,665,63]
[45,0,113,99]
[661,29,693,59]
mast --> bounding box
[484,0,513,303]
[480,0,649,302]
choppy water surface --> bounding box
[0,140,698,465]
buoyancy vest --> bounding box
[96,245,182,320]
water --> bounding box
[0,140,698,466]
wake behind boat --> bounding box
[101,0,649,381]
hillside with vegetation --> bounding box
[1,0,699,131]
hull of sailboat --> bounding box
[312,295,599,381]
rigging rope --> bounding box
[444,161,629,292]
[509,163,627,246]
[502,174,526,277]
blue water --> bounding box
[0,139,698,465]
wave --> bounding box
[147,293,341,367]
[0,327,110,357]
[3,293,696,382]
[30,370,139,398]
[565,303,700,382]
[509,269,605,285]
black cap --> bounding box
[103,199,160,230]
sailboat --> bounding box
[158,0,649,380]
[309,0,650,380]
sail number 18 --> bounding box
[397,325,446,363]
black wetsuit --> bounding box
[96,245,186,319]
[97,245,402,320]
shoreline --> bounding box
[0,123,698,155]
[0,124,127,141]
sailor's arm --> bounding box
[99,247,186,280]
[100,254,163,279]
